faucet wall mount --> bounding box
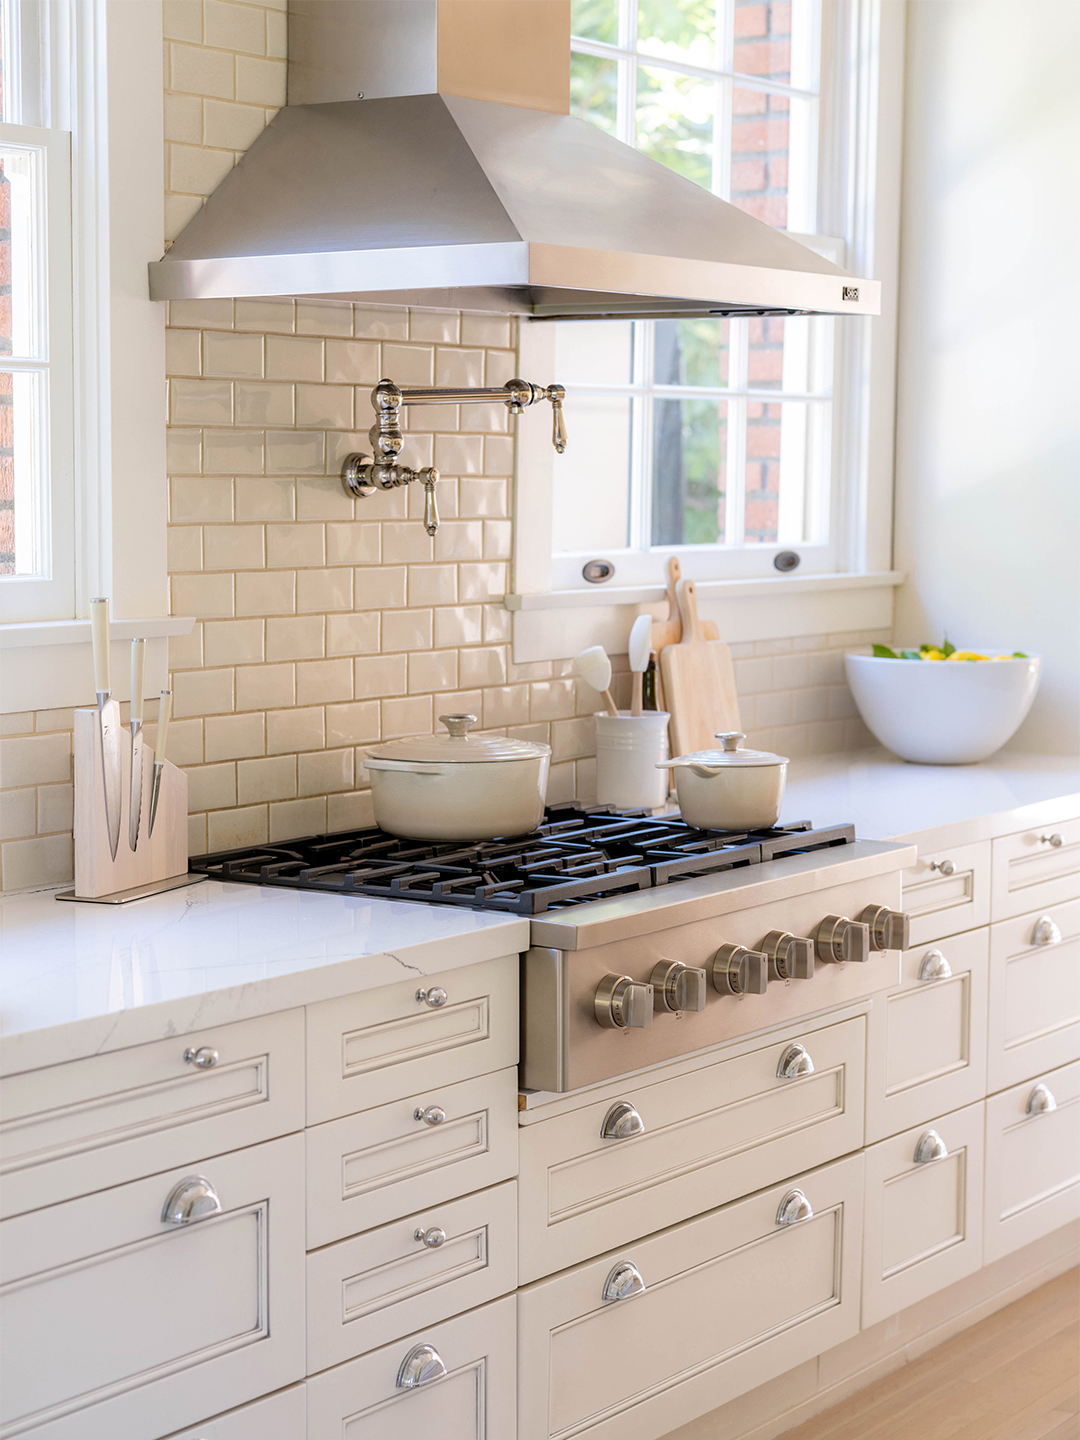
[341,377,566,535]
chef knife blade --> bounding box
[128,638,146,851]
[90,598,123,861]
[148,689,171,838]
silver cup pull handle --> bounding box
[918,949,953,982]
[600,1101,646,1140]
[777,1043,815,1080]
[1026,1083,1057,1115]
[161,1175,222,1225]
[602,1260,646,1302]
[776,1189,814,1226]
[1032,915,1062,946]
[914,1129,948,1163]
[396,1343,448,1389]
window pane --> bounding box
[655,317,730,388]
[571,0,620,43]
[555,320,633,386]
[747,315,785,389]
[1,142,44,360]
[552,393,632,552]
[637,65,717,189]
[570,51,618,134]
[652,397,727,545]
[730,86,791,227]
[1,368,46,576]
[744,397,829,545]
[734,0,818,90]
[637,0,720,65]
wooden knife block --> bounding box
[73,708,188,898]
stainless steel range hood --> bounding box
[148,1,879,320]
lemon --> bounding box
[947,650,990,662]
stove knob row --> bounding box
[650,960,708,1014]
[594,974,654,1030]
[712,943,769,996]
[761,930,815,981]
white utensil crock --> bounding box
[594,712,671,810]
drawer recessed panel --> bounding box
[991,818,1080,920]
[162,1386,306,1440]
[989,899,1080,1091]
[902,841,989,946]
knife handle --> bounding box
[90,598,110,694]
[130,640,146,725]
[155,690,172,763]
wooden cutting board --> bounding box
[660,577,741,757]
[650,556,719,653]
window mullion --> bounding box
[629,319,654,550]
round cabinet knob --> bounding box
[416,986,448,1008]
[414,1105,446,1126]
[815,915,870,965]
[161,1175,222,1226]
[776,1189,814,1227]
[1032,915,1062,946]
[594,974,654,1030]
[928,859,955,876]
[914,1129,949,1163]
[650,959,707,1014]
[859,904,910,952]
[1026,1083,1057,1115]
[1039,833,1063,848]
[712,944,768,996]
[602,1260,646,1303]
[918,949,953,982]
[182,1046,218,1069]
[777,1043,815,1080]
[761,930,815,981]
[396,1343,448,1389]
[415,1226,447,1248]
[600,1101,646,1140]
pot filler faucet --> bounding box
[340,377,567,536]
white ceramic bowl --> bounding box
[845,652,1041,764]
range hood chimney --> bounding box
[148,0,880,321]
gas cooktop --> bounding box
[189,806,856,917]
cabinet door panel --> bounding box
[866,928,988,1142]
[163,1385,306,1440]
[984,1060,1080,1264]
[988,899,1080,1091]
[991,818,1080,921]
[862,1103,984,1328]
[306,957,517,1124]
[0,1135,305,1440]
[902,841,989,946]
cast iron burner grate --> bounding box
[189,806,856,916]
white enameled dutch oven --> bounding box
[658,731,788,831]
[364,713,552,841]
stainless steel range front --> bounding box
[190,807,914,1094]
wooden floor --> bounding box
[781,1268,1080,1440]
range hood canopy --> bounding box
[149,2,879,321]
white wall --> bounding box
[894,0,1080,753]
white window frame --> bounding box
[510,0,906,662]
[0,0,191,712]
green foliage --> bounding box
[872,644,899,658]
[571,0,619,43]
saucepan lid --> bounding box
[657,731,789,773]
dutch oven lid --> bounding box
[366,714,551,765]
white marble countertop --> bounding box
[0,880,529,1075]
[781,748,1080,847]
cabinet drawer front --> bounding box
[164,1385,306,1440]
[308,1180,517,1373]
[306,1293,516,1440]
[306,1066,518,1249]
[518,1153,863,1440]
[0,1134,305,1440]
[861,1102,984,1328]
[306,956,517,1124]
[518,1017,865,1284]
[988,898,1080,1092]
[902,841,989,946]
[984,1060,1080,1265]
[991,818,1080,921]
[866,928,989,1143]
[0,1009,305,1218]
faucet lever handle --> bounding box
[421,467,440,537]
[547,384,567,453]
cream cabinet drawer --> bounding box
[988,899,1080,1092]
[163,1385,306,1440]
[901,840,989,946]
[0,1009,305,1218]
[518,1153,864,1440]
[991,817,1080,920]
[306,1066,518,1249]
[984,1060,1080,1265]
[866,928,989,1143]
[861,1102,984,1328]
[306,956,517,1125]
[0,1134,305,1440]
[518,1016,865,1284]
[306,1293,516,1440]
[307,1180,517,1374]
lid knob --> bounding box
[439,713,477,739]
[715,731,746,753]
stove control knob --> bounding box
[711,944,768,996]
[761,930,815,981]
[594,974,654,1030]
[650,960,708,1014]
[859,904,910,952]
[816,915,870,964]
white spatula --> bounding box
[574,646,619,717]
[628,614,653,717]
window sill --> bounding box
[506,572,904,664]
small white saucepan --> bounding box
[658,731,788,831]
